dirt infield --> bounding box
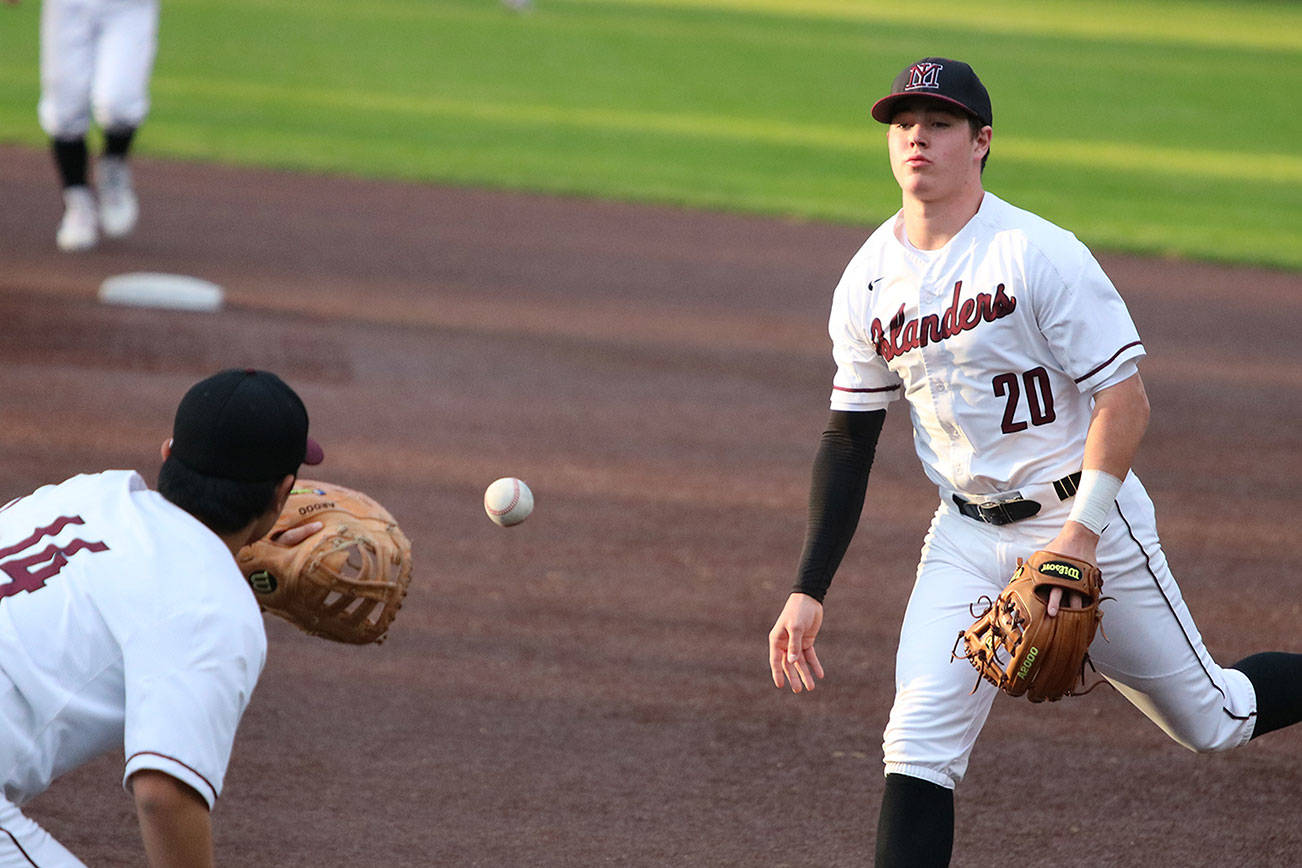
[2,142,1300,866]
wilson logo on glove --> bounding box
[247,569,277,595]
[1038,560,1082,581]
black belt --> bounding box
[952,472,1082,526]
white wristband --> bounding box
[1066,469,1123,535]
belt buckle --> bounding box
[974,490,1029,526]
[977,500,1018,525]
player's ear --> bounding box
[160,437,172,461]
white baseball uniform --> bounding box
[828,192,1257,789]
[0,470,266,865]
[38,0,159,138]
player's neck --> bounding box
[216,527,255,559]
[900,185,984,251]
[216,511,280,559]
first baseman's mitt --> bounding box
[238,480,412,645]
[952,550,1104,702]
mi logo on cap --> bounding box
[907,62,943,91]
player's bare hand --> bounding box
[768,592,825,693]
[1045,587,1086,617]
[270,521,323,546]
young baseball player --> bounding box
[0,369,323,866]
[766,57,1302,866]
[4,0,158,250]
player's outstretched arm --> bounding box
[130,770,214,868]
[769,592,825,693]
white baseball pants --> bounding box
[39,0,159,138]
[0,800,85,868]
[883,472,1257,789]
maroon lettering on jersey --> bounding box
[0,516,109,599]
[870,281,1018,361]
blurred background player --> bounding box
[11,0,160,251]
[0,369,322,865]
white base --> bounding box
[98,273,224,312]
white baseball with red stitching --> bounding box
[483,477,533,527]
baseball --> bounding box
[483,477,533,527]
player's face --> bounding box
[887,103,990,203]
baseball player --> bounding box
[0,369,323,866]
[5,0,158,250]
[766,57,1302,866]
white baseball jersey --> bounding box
[828,191,1145,496]
[0,470,266,814]
[825,192,1258,790]
[38,0,159,138]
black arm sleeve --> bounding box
[792,409,885,603]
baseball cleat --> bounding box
[97,157,139,238]
[56,185,99,252]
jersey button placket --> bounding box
[917,275,961,482]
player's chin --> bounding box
[893,170,930,195]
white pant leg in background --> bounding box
[0,799,86,868]
[38,0,99,137]
[91,0,158,130]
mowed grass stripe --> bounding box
[575,0,1302,52]
[151,76,1302,187]
[173,0,1302,53]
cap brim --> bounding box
[304,437,325,466]
[870,93,985,125]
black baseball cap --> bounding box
[871,57,992,127]
[170,368,324,482]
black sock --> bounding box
[51,137,89,188]
[874,773,954,867]
[103,126,136,159]
[1231,652,1302,739]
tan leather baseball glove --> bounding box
[952,550,1104,702]
[238,480,412,645]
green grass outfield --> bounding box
[2,0,1299,269]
